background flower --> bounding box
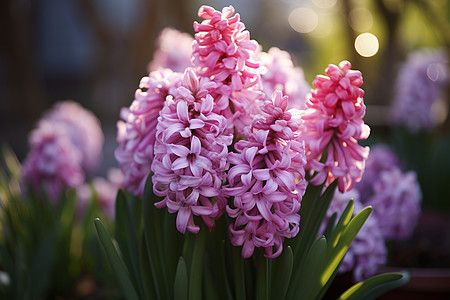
[115,69,183,197]
[21,101,103,203]
[22,120,84,204]
[390,48,449,132]
[41,100,104,174]
[77,168,124,220]
[147,27,194,73]
[355,145,422,241]
[257,47,310,109]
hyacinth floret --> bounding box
[151,68,232,234]
[22,120,84,204]
[301,61,370,192]
[225,90,306,258]
[192,5,263,134]
[116,69,183,197]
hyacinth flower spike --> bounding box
[152,68,232,234]
[225,90,307,258]
[301,61,370,192]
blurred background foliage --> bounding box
[0,0,449,212]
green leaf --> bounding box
[322,206,372,285]
[271,246,293,300]
[231,244,246,300]
[140,238,157,300]
[338,272,410,300]
[294,237,328,300]
[322,212,338,238]
[256,252,268,300]
[286,180,337,300]
[95,218,139,300]
[174,257,188,300]
[326,200,354,251]
[316,205,372,298]
[142,175,168,300]
[188,229,206,300]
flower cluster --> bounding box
[391,48,449,132]
[256,47,310,109]
[115,5,371,258]
[225,91,307,258]
[355,145,422,241]
[151,68,232,234]
[22,101,103,203]
[192,5,263,134]
[321,190,387,282]
[148,28,194,73]
[116,69,183,197]
[77,168,124,220]
[301,61,370,192]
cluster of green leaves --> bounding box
[0,146,78,298]
[96,175,409,300]
[0,146,116,299]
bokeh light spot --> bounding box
[427,63,445,81]
[348,8,373,32]
[289,7,319,33]
[313,0,338,9]
[430,98,448,125]
[354,33,379,57]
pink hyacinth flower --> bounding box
[257,47,310,109]
[151,68,232,234]
[116,69,183,197]
[77,168,124,220]
[192,5,263,134]
[22,120,85,204]
[42,100,104,174]
[301,61,370,192]
[148,27,194,73]
[225,90,307,258]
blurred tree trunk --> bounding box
[0,0,47,158]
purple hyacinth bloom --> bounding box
[148,28,194,73]
[366,167,421,241]
[257,47,310,109]
[115,69,183,197]
[356,144,399,201]
[151,68,232,234]
[22,120,85,204]
[22,100,104,203]
[355,145,422,241]
[322,190,387,282]
[391,48,449,132]
[225,90,307,258]
[42,100,104,174]
[77,168,124,220]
